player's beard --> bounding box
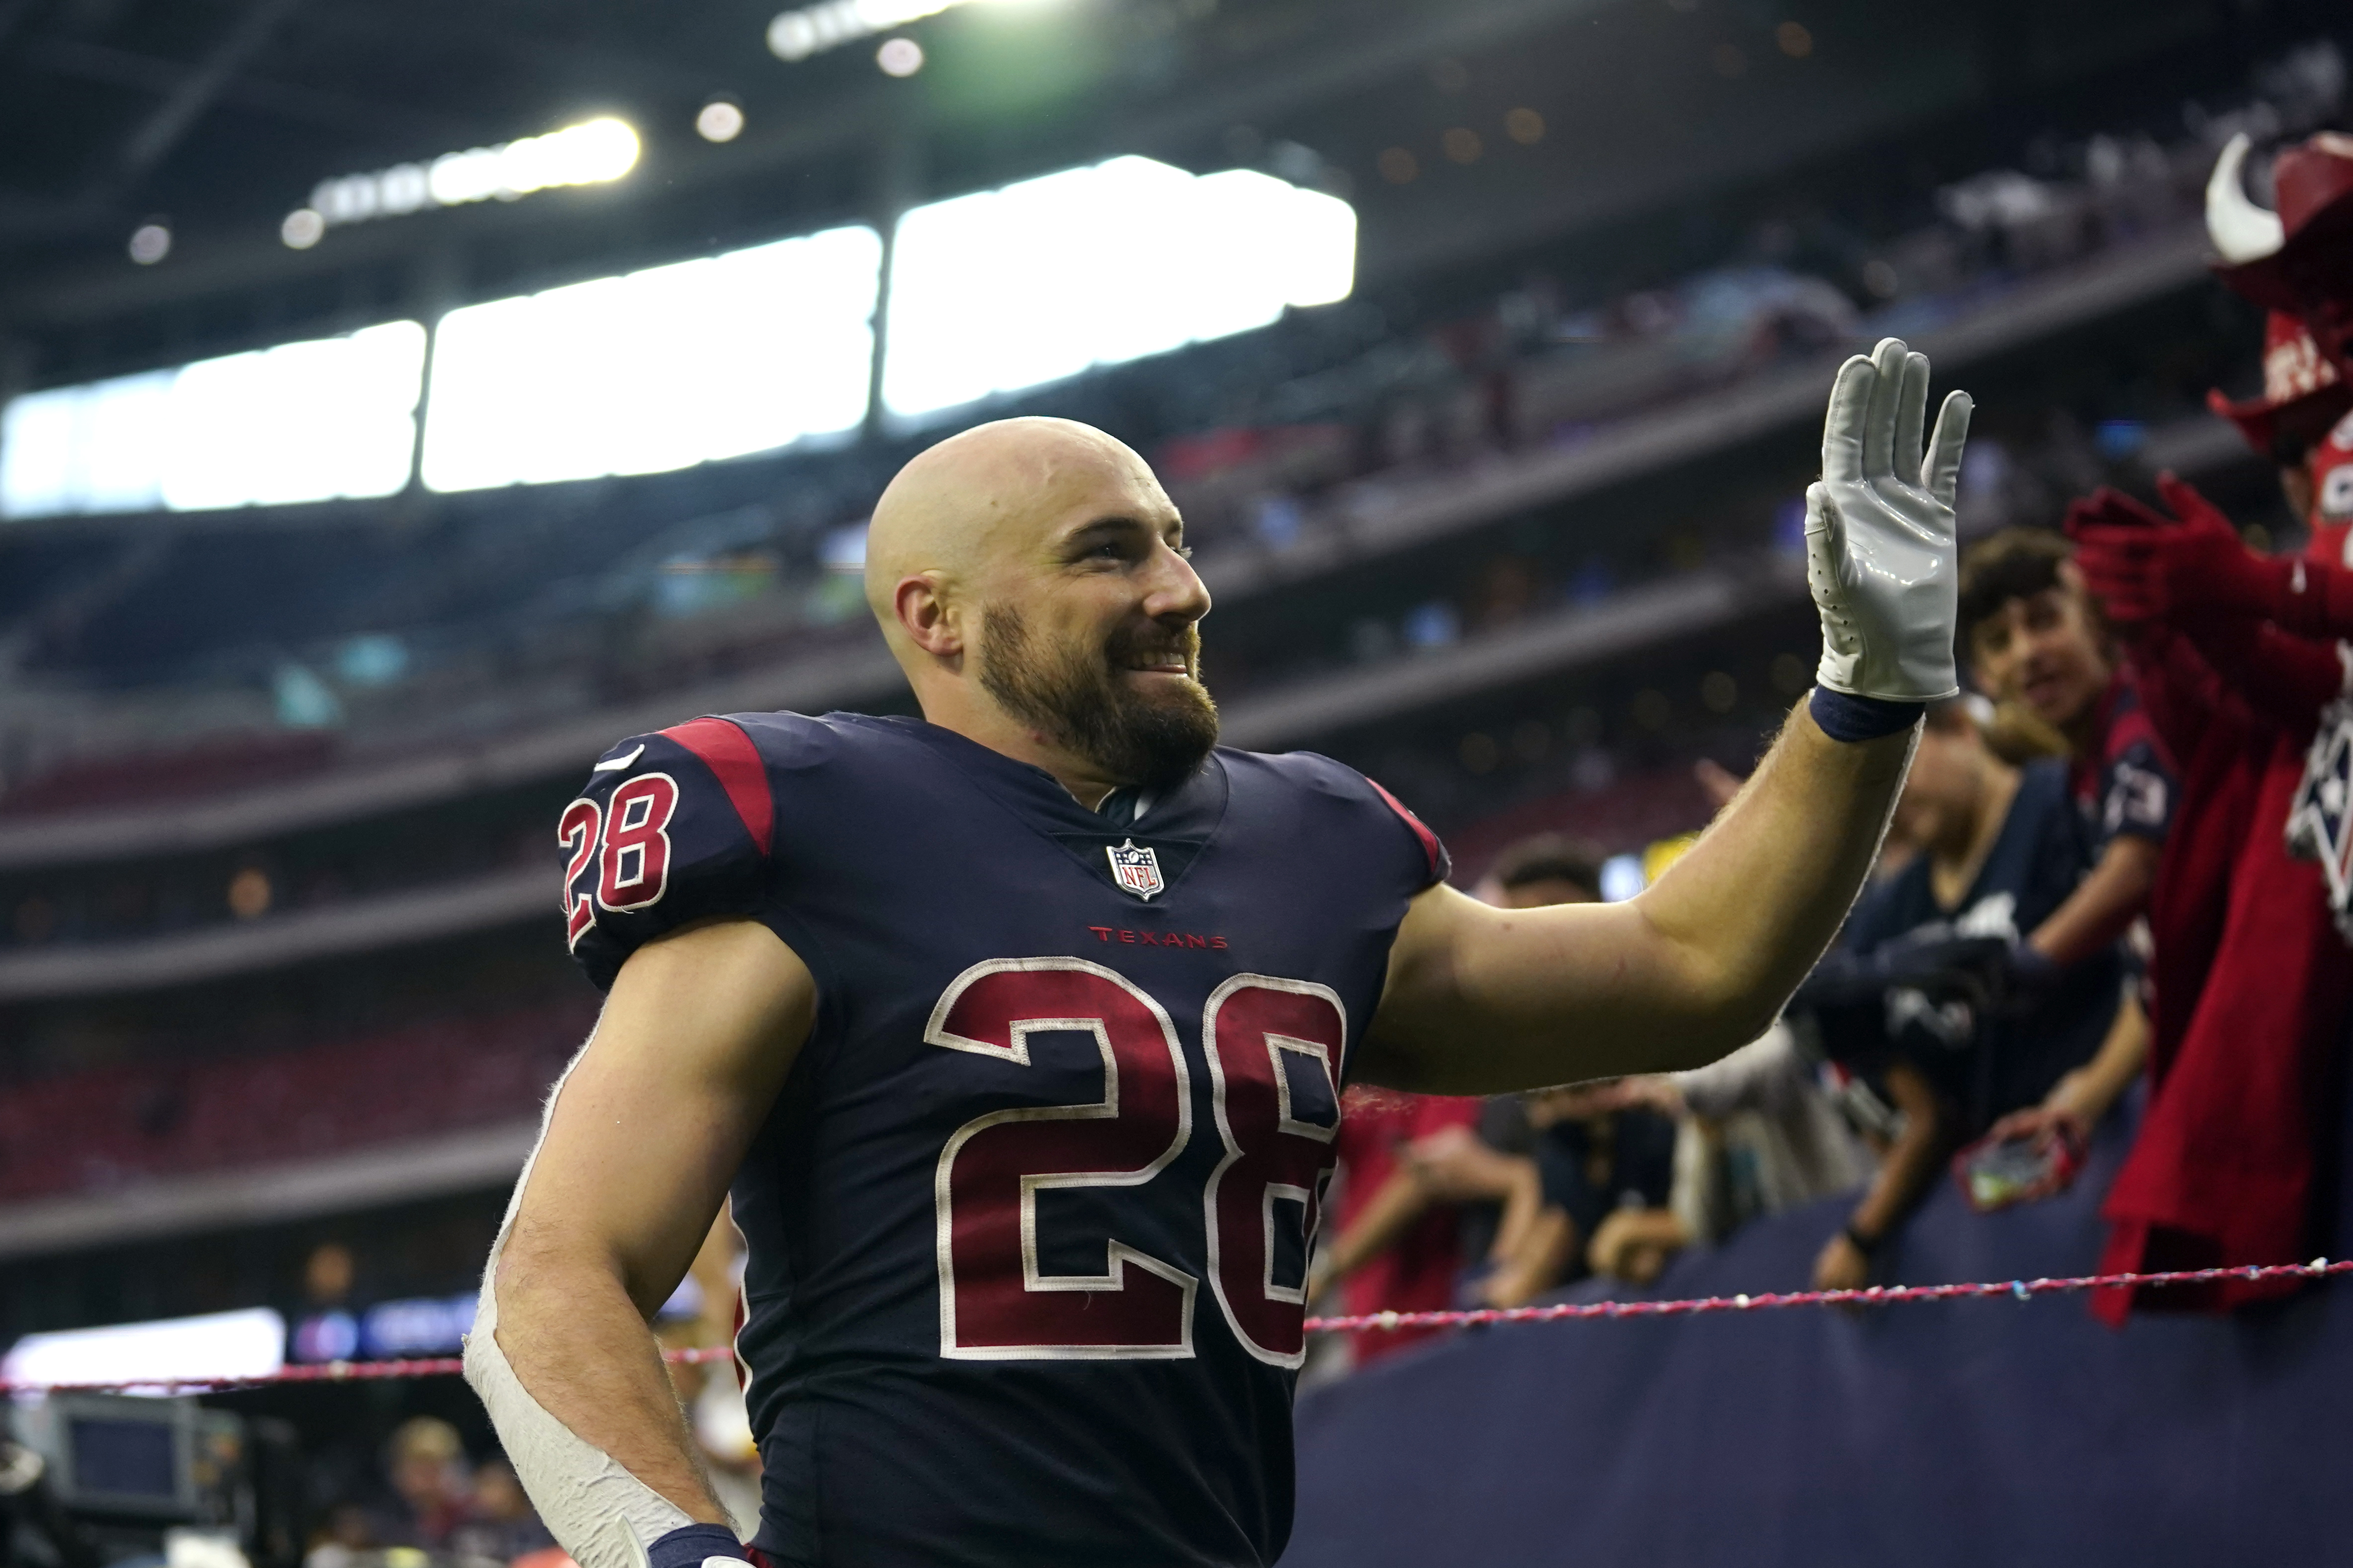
[978,606,1220,789]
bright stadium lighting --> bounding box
[308,117,641,233]
[0,371,174,517]
[127,222,171,264]
[0,1307,284,1390]
[881,156,1356,419]
[696,100,746,142]
[420,225,882,492]
[767,0,1040,61]
[162,323,427,510]
[0,323,426,519]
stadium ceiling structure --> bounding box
[1,0,2316,392]
[0,0,1602,365]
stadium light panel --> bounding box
[307,118,640,235]
[0,323,426,520]
[769,0,979,61]
[881,157,1356,421]
[0,1307,285,1389]
[420,225,882,492]
[164,324,427,510]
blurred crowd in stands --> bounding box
[0,998,590,1203]
[9,37,2344,964]
[0,41,2342,812]
[1313,114,2353,1364]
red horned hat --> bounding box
[2206,130,2353,314]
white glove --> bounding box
[1806,336,1971,703]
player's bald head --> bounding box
[863,417,1171,627]
[863,416,1214,789]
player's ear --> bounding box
[894,573,964,660]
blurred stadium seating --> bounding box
[0,999,587,1207]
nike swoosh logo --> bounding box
[592,745,644,773]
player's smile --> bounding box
[1121,648,1195,679]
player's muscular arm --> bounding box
[1366,337,1963,1095]
[481,919,814,1533]
[1360,703,1912,1093]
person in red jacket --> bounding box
[2041,133,2353,1316]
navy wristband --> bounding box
[1809,687,1925,742]
[649,1524,749,1568]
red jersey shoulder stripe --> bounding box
[661,716,774,857]
[1365,777,1444,882]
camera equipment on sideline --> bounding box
[3,1397,301,1568]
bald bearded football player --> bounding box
[464,337,1971,1568]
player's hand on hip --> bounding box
[1806,335,1971,703]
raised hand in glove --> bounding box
[1808,336,1972,704]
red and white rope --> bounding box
[4,1261,2343,1393]
[1303,1256,2352,1333]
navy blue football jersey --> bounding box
[1835,759,2124,1132]
[559,712,1447,1568]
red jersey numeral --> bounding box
[930,959,1197,1359]
[927,960,1346,1364]
[597,773,679,912]
[558,798,602,948]
[1202,977,1345,1367]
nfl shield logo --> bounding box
[1107,839,1166,901]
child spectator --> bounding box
[1795,700,2141,1291]
[1960,528,2177,968]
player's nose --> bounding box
[1142,537,1212,625]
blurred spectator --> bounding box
[1469,831,1604,908]
[306,1243,356,1308]
[304,1504,379,1568]
[1451,832,1690,1300]
[1313,1087,1497,1363]
[1584,1023,1873,1285]
[2055,216,2353,1314]
[1960,528,2176,968]
[447,1460,554,1566]
[1313,831,1617,1351]
[1519,1082,1679,1289]
[1791,701,2139,1291]
[375,1417,470,1551]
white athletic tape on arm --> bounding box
[463,1049,697,1568]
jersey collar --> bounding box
[859,714,1228,838]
